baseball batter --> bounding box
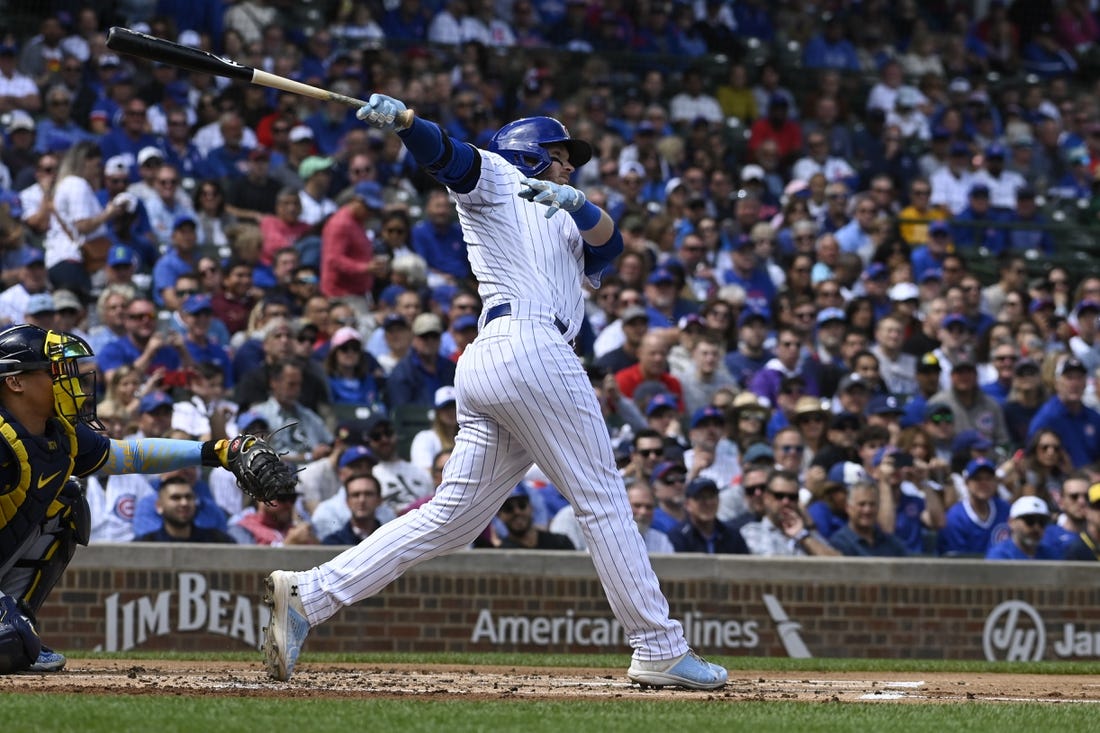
[263,96,728,690]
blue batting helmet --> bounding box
[488,116,592,176]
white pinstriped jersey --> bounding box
[452,150,589,340]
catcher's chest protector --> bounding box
[0,408,77,559]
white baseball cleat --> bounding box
[262,570,310,681]
[627,650,728,690]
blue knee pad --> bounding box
[0,595,41,674]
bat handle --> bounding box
[395,109,415,130]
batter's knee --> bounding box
[0,595,41,674]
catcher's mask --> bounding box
[0,324,103,430]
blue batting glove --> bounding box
[517,177,586,219]
[356,94,409,131]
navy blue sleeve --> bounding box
[583,228,624,278]
[397,118,481,194]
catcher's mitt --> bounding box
[225,434,298,503]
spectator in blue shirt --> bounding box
[950,184,1007,253]
[1027,356,1100,469]
[802,16,861,72]
[387,313,456,408]
[986,496,1061,560]
[828,481,909,557]
[668,478,750,554]
[1003,187,1054,254]
[151,214,201,308]
[938,458,1012,556]
[412,188,470,284]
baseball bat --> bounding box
[105,26,414,128]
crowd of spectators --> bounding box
[2,2,1100,559]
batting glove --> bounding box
[357,93,410,132]
[517,178,586,219]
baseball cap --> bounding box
[620,305,649,324]
[678,313,704,331]
[684,477,719,498]
[139,391,174,414]
[743,442,775,464]
[652,461,686,483]
[645,393,678,417]
[924,401,953,420]
[919,267,944,282]
[172,214,197,231]
[330,326,363,349]
[910,354,939,375]
[830,411,861,430]
[1088,482,1100,505]
[1017,185,1037,200]
[952,429,992,454]
[963,457,996,479]
[363,413,394,436]
[1076,299,1100,315]
[353,181,384,208]
[837,372,869,393]
[816,307,846,326]
[107,245,135,267]
[888,282,920,302]
[647,268,676,285]
[690,405,725,428]
[137,146,164,166]
[505,483,531,501]
[52,290,82,312]
[948,77,971,94]
[334,418,371,445]
[827,461,868,487]
[338,444,377,470]
[985,143,1007,159]
[6,110,35,133]
[288,125,314,142]
[740,163,765,182]
[1029,298,1055,314]
[863,262,888,281]
[22,249,45,267]
[382,312,409,331]
[412,312,444,337]
[298,155,334,179]
[452,313,479,331]
[434,385,457,408]
[941,313,970,331]
[949,141,971,157]
[1014,358,1040,376]
[969,183,990,197]
[1010,496,1049,520]
[867,393,904,416]
[1057,356,1088,377]
[872,445,900,467]
[928,220,951,236]
[618,160,645,178]
[98,53,121,68]
[24,292,55,315]
[896,87,922,108]
[737,307,769,329]
[182,293,213,315]
[248,146,271,161]
[236,409,269,432]
[103,155,130,177]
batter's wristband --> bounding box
[569,200,601,230]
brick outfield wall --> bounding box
[40,545,1100,662]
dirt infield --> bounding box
[8,660,1100,703]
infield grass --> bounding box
[2,694,1096,733]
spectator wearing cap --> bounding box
[1001,356,1045,446]
[725,307,773,390]
[412,189,470,286]
[668,67,723,129]
[929,352,1009,448]
[720,231,777,315]
[741,469,839,556]
[790,396,833,469]
[929,140,975,215]
[23,291,56,330]
[0,248,49,327]
[749,326,820,407]
[932,313,976,389]
[828,480,909,557]
[299,429,383,525]
[128,145,168,203]
[320,181,388,299]
[324,325,385,411]
[150,212,199,309]
[496,485,575,550]
[971,143,1027,211]
[160,107,207,186]
[802,15,860,72]
[871,444,946,555]
[938,458,1011,556]
[641,392,687,455]
[94,155,159,268]
[683,404,741,505]
[668,477,750,555]
[901,352,945,428]
[3,111,37,189]
[748,91,803,167]
[409,386,459,475]
[643,266,697,329]
[1021,22,1079,78]
[949,183,1007,253]
[649,460,689,535]
[674,335,738,415]
[898,177,948,248]
[179,293,233,387]
[143,162,198,249]
[98,97,158,172]
[270,124,314,189]
[224,147,284,223]
[1003,186,1054,254]
[296,155,338,226]
[791,130,857,192]
[1064,481,1100,561]
[443,307,480,363]
[980,342,1021,407]
[871,315,918,398]
[321,472,388,546]
[387,312,456,408]
[1027,355,1100,468]
[807,461,861,540]
[910,219,953,284]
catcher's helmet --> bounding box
[488,116,592,177]
[0,324,102,429]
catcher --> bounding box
[0,324,295,674]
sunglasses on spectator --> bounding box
[1018,515,1048,528]
[743,483,767,495]
[500,498,530,513]
[637,448,663,458]
[767,489,799,502]
[369,429,395,441]
[929,412,953,424]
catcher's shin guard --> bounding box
[9,480,87,614]
[0,595,41,674]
